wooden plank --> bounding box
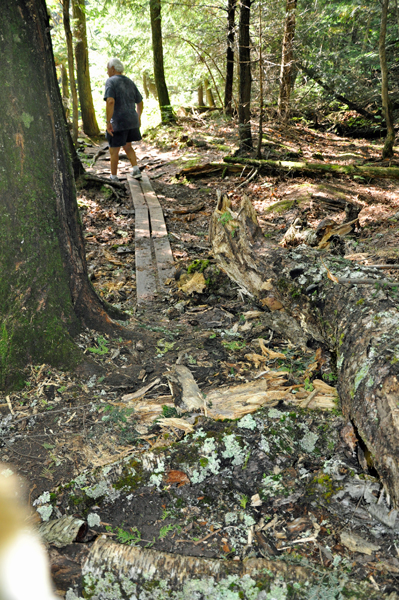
[140,174,174,286]
[153,237,175,285]
[128,176,157,303]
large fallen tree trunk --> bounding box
[210,193,399,506]
[223,155,399,180]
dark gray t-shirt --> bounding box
[104,75,143,131]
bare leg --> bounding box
[109,147,120,175]
[123,142,138,167]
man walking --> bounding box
[104,58,144,181]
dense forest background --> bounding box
[48,0,399,145]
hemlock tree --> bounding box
[63,0,79,142]
[72,0,100,137]
[238,0,253,150]
[0,0,125,390]
[278,0,297,119]
[150,0,176,123]
[379,0,395,158]
[224,0,237,115]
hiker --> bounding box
[104,57,144,181]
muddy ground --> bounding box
[1,113,399,599]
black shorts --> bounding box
[106,127,142,148]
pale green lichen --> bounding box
[37,505,53,521]
[259,436,270,454]
[268,408,283,419]
[237,414,257,430]
[85,481,109,499]
[87,512,101,527]
[354,363,369,392]
[191,437,221,484]
[300,430,318,453]
[222,434,246,466]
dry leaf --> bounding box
[179,272,206,294]
[261,297,284,311]
[320,258,339,284]
[258,339,286,360]
[165,470,190,486]
[157,417,194,433]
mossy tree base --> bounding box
[0,0,131,389]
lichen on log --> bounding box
[210,192,399,506]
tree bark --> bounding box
[149,0,176,123]
[72,0,100,137]
[298,62,378,122]
[62,0,79,143]
[223,155,399,180]
[238,0,253,150]
[197,83,205,106]
[224,0,236,115]
[379,0,396,159]
[204,78,216,107]
[0,0,128,389]
[210,193,399,506]
[278,0,297,119]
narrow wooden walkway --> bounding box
[128,173,174,304]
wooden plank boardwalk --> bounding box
[128,173,174,304]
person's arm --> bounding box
[136,101,143,127]
[106,97,115,135]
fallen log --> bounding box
[210,192,399,506]
[223,155,399,181]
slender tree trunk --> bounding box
[238,0,252,150]
[278,0,297,119]
[63,0,79,143]
[197,83,205,106]
[0,0,126,389]
[256,2,263,158]
[72,0,100,137]
[224,0,236,115]
[149,0,175,123]
[204,78,216,107]
[60,62,70,119]
[379,0,395,159]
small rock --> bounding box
[136,340,145,352]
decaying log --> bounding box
[223,155,399,180]
[210,193,399,506]
[83,535,315,589]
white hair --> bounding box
[108,57,124,73]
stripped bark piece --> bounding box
[122,378,161,402]
[83,536,316,588]
[38,515,87,548]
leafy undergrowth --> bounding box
[1,112,399,598]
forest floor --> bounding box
[2,112,399,599]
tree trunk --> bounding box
[379,0,396,159]
[62,0,79,143]
[72,0,100,137]
[224,0,236,115]
[210,193,399,507]
[197,83,205,106]
[149,0,176,123]
[278,0,297,119]
[223,155,399,180]
[204,78,216,107]
[60,62,70,119]
[238,0,253,150]
[0,0,127,389]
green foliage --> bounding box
[162,405,179,418]
[105,524,142,546]
[88,335,109,355]
[187,259,209,274]
[222,340,246,351]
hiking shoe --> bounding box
[109,174,119,182]
[131,166,142,180]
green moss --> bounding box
[113,459,146,492]
[356,298,365,305]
